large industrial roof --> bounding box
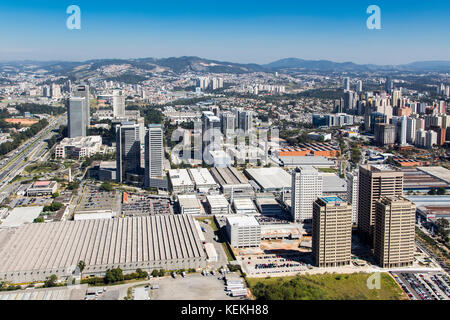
[245,167,291,191]
[0,215,205,275]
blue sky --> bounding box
[0,0,449,64]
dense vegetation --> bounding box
[0,119,49,156]
[249,273,406,300]
[15,103,66,116]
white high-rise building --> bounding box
[425,130,437,149]
[400,115,408,145]
[357,80,363,93]
[145,124,164,188]
[112,90,126,118]
[406,116,416,144]
[344,77,350,91]
[291,166,323,222]
[346,171,359,225]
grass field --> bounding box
[248,272,407,300]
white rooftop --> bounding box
[168,169,194,187]
[206,195,229,208]
[227,215,260,228]
[233,198,256,210]
[245,167,291,190]
[188,168,217,186]
[0,206,44,229]
[178,194,201,209]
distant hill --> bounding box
[1,56,450,82]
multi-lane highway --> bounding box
[0,114,66,200]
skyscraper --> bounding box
[112,90,126,118]
[358,164,404,246]
[346,171,359,225]
[374,196,416,268]
[356,80,363,93]
[343,77,350,91]
[312,196,352,267]
[399,115,408,145]
[374,123,396,146]
[72,85,90,129]
[67,97,86,138]
[220,112,236,137]
[116,123,141,183]
[291,166,323,222]
[238,110,253,134]
[385,76,393,94]
[144,124,164,188]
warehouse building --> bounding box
[206,195,230,215]
[226,215,261,248]
[232,198,258,215]
[210,167,253,196]
[168,169,195,194]
[255,194,282,216]
[188,168,218,193]
[0,215,207,283]
[177,194,202,215]
[245,167,291,192]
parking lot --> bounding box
[241,252,314,276]
[8,195,52,208]
[122,193,173,216]
[392,271,450,300]
[149,273,243,300]
[75,186,119,215]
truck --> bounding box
[229,289,248,297]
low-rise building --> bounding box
[26,181,58,196]
[178,194,202,215]
[188,168,218,193]
[55,136,103,159]
[232,198,258,215]
[206,195,230,215]
[226,215,261,248]
[168,169,195,194]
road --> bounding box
[416,240,450,275]
[0,114,66,200]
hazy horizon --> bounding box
[1,0,450,64]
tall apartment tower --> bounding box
[374,196,416,268]
[291,166,323,222]
[67,97,86,138]
[343,77,350,91]
[72,85,90,128]
[346,171,359,225]
[358,164,404,246]
[116,123,141,183]
[220,112,236,137]
[238,110,253,134]
[112,90,126,118]
[144,124,164,188]
[312,197,353,267]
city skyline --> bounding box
[1,0,450,64]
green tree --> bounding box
[437,187,447,195]
[78,260,86,274]
[44,274,58,288]
[100,181,114,192]
[151,270,159,277]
